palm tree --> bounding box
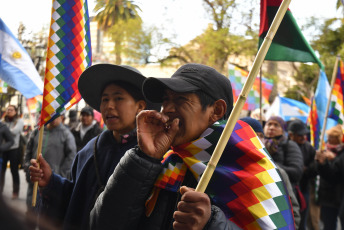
[94,0,142,64]
[337,0,344,17]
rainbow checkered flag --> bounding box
[308,97,321,150]
[329,60,344,124]
[229,64,273,110]
[40,0,92,126]
[150,120,295,229]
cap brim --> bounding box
[143,77,200,103]
[78,64,146,112]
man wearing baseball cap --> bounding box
[288,119,317,230]
[91,64,295,229]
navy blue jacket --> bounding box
[39,130,138,230]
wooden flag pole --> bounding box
[318,56,340,151]
[32,126,44,206]
[196,0,292,193]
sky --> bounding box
[0,0,342,45]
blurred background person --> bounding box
[0,120,14,183]
[1,105,24,199]
[288,119,318,230]
[263,116,303,186]
[24,116,77,230]
[315,124,344,230]
[71,106,102,152]
[67,110,78,130]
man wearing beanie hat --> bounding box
[263,116,303,185]
[91,64,295,230]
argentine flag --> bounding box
[266,95,310,123]
[0,18,43,98]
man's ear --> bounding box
[209,99,227,123]
[136,100,147,114]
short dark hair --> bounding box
[194,90,226,120]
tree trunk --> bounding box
[114,37,122,65]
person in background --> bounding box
[263,116,303,185]
[1,105,24,199]
[24,116,77,230]
[240,116,301,228]
[287,119,317,230]
[0,120,14,182]
[315,124,344,230]
[316,136,344,229]
[29,64,159,230]
[67,110,78,130]
[71,106,102,152]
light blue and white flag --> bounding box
[266,95,310,123]
[315,70,336,132]
[0,18,43,98]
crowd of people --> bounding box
[0,63,343,230]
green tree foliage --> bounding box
[160,0,258,73]
[94,0,142,64]
[284,15,344,101]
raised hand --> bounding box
[173,186,211,230]
[137,110,179,159]
[29,154,52,188]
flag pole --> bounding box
[32,126,44,206]
[196,0,292,193]
[259,67,263,125]
[318,56,340,151]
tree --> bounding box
[159,0,258,73]
[94,0,142,64]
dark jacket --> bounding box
[317,152,344,224]
[271,138,304,185]
[0,122,14,158]
[71,122,102,152]
[39,130,138,230]
[317,147,344,208]
[90,148,240,230]
[298,141,317,193]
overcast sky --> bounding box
[0,0,341,45]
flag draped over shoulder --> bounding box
[265,95,309,122]
[40,0,92,126]
[328,60,344,124]
[0,18,44,98]
[228,64,273,110]
[259,0,324,69]
[148,120,295,230]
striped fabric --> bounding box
[329,60,344,124]
[151,120,295,230]
[40,0,92,126]
[308,97,321,151]
[228,64,273,111]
